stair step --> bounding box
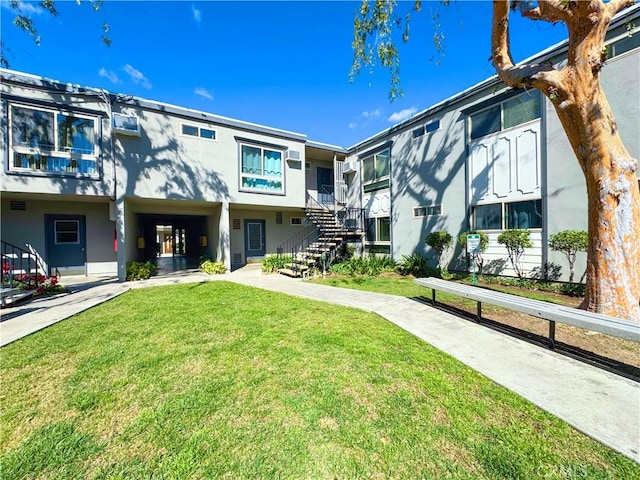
[284,263,309,271]
[278,268,302,278]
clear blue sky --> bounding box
[1,1,568,147]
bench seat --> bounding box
[414,277,640,345]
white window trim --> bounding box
[180,123,218,141]
[239,142,286,195]
[365,216,392,244]
[9,103,100,177]
[471,199,543,231]
[468,91,540,142]
[362,149,391,192]
[413,204,442,218]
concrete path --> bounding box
[1,266,639,463]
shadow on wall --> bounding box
[391,112,490,269]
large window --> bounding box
[470,92,540,140]
[362,149,390,193]
[9,104,98,175]
[240,144,284,193]
[366,216,391,242]
[473,199,542,230]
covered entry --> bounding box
[137,214,208,270]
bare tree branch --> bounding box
[521,0,571,23]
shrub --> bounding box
[497,229,533,279]
[457,231,489,275]
[396,253,438,277]
[549,230,588,283]
[329,255,396,276]
[199,259,227,275]
[425,231,453,272]
[261,254,294,274]
[126,261,158,281]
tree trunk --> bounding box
[491,1,640,320]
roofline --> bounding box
[0,68,308,144]
[305,140,348,154]
[346,3,640,153]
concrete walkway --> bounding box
[1,266,639,463]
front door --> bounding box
[317,167,334,205]
[45,214,87,273]
[244,219,266,258]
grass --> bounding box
[1,281,638,478]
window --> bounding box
[425,120,440,133]
[366,217,391,242]
[290,217,304,226]
[55,220,79,244]
[240,144,284,193]
[608,31,640,57]
[473,199,543,230]
[181,123,217,140]
[414,205,442,217]
[473,204,503,230]
[470,92,540,140]
[506,200,542,229]
[413,126,425,139]
[9,104,98,176]
[362,149,390,193]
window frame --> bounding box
[290,217,304,226]
[8,103,100,177]
[413,204,442,218]
[469,91,540,141]
[238,142,285,195]
[365,216,391,244]
[54,219,80,245]
[362,148,390,193]
[180,123,218,141]
[472,199,543,231]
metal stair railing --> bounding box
[1,240,41,290]
[276,223,318,259]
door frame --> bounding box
[44,214,87,274]
[244,219,266,258]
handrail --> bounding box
[276,223,317,258]
[1,240,40,290]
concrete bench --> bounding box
[414,277,640,348]
[1,287,21,306]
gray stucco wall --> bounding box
[545,44,640,281]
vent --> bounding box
[285,149,301,162]
[275,212,283,225]
[233,253,242,264]
[232,219,241,230]
[10,200,26,211]
[113,113,141,137]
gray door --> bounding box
[244,220,266,258]
[317,167,334,205]
[45,215,86,273]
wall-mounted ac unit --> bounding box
[285,149,301,162]
[113,113,141,137]
[343,160,357,174]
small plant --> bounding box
[199,259,227,275]
[497,229,533,279]
[396,253,439,277]
[126,261,158,281]
[329,255,396,276]
[425,231,453,272]
[457,231,489,274]
[549,230,588,283]
[261,254,294,274]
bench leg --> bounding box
[476,301,482,322]
[548,321,556,349]
[431,288,436,307]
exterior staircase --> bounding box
[1,240,42,307]
[277,196,364,278]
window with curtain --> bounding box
[9,104,98,176]
[365,216,391,242]
[362,148,390,193]
[470,91,541,140]
[240,144,284,193]
[506,200,543,229]
[473,204,502,230]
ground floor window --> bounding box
[366,216,391,242]
[473,199,542,230]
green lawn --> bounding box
[1,282,637,479]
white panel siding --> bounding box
[470,120,541,204]
[479,231,543,277]
[516,127,540,195]
[363,192,391,216]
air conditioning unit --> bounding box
[113,113,141,137]
[285,149,301,162]
[343,160,357,174]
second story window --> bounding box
[362,148,390,193]
[181,123,217,140]
[240,144,284,194]
[470,91,540,141]
[9,104,98,176]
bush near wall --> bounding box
[261,255,294,274]
[126,261,158,281]
[199,259,227,275]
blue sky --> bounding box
[1,1,569,147]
